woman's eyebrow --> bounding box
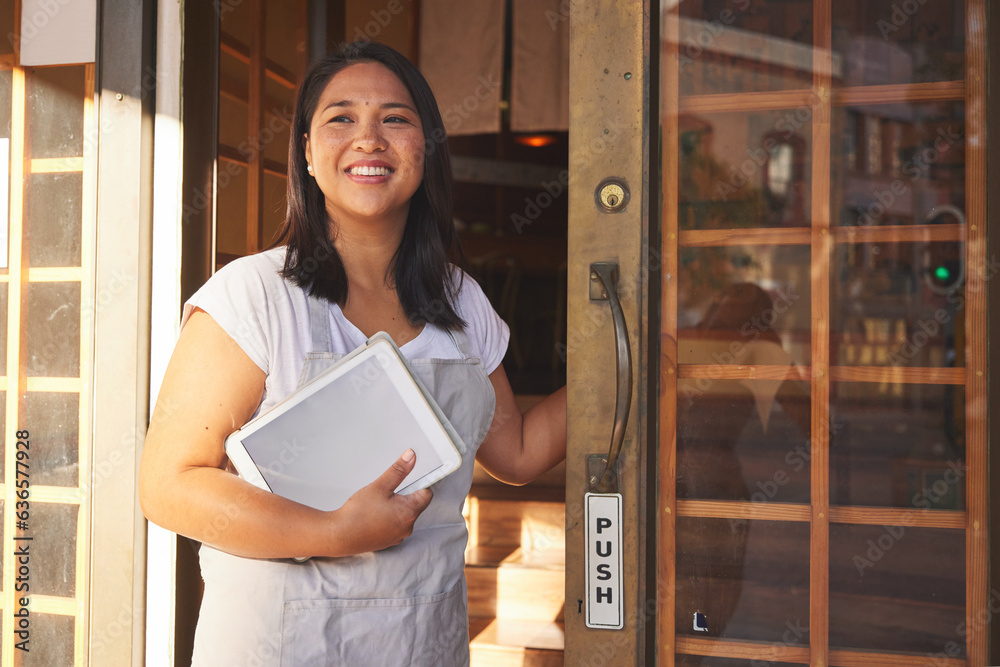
[322,100,417,113]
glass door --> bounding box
[658,0,987,665]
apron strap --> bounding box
[445,325,476,361]
[307,294,332,354]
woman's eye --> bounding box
[384,115,410,124]
[329,115,352,123]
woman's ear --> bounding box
[303,133,312,167]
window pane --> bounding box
[680,110,812,230]
[0,1,14,57]
[216,164,248,258]
[262,172,285,248]
[676,0,814,96]
[262,77,293,166]
[27,66,85,160]
[0,289,7,376]
[831,241,964,368]
[21,614,74,666]
[22,392,79,487]
[219,94,250,153]
[679,245,811,366]
[830,525,964,654]
[676,518,810,643]
[219,0,252,45]
[264,0,299,76]
[0,68,12,139]
[678,379,810,503]
[830,383,964,509]
[832,102,964,228]
[27,172,83,268]
[26,282,81,378]
[832,1,964,87]
[31,503,79,597]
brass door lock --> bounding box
[595,178,629,213]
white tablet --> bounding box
[224,332,465,512]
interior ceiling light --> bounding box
[514,134,558,147]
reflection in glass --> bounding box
[830,525,964,655]
[832,103,964,228]
[679,110,811,231]
[676,519,809,644]
[676,0,814,96]
[831,242,963,368]
[832,1,964,87]
[678,378,810,504]
[831,384,964,509]
[678,245,811,366]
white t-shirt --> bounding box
[183,246,510,419]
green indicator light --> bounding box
[934,266,951,281]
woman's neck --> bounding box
[330,216,405,293]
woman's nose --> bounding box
[353,120,386,152]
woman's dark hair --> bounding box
[275,40,465,329]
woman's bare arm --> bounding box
[475,364,567,486]
[138,309,431,559]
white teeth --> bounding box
[349,165,391,176]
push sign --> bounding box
[585,493,623,629]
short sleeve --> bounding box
[182,256,274,374]
[454,271,510,374]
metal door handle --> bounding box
[589,262,632,493]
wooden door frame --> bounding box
[564,1,658,664]
[988,3,1000,661]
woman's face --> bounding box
[304,62,425,229]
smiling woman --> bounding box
[138,41,566,667]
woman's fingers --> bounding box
[373,448,418,494]
[336,449,434,553]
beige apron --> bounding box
[191,295,496,667]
